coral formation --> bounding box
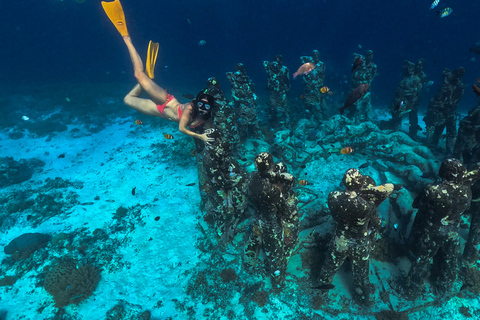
[44,260,101,308]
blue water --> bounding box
[1,0,479,110]
[2,1,480,319]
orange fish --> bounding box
[293,62,315,79]
[299,94,306,100]
[320,86,330,94]
[135,119,143,125]
[164,134,174,140]
[298,180,309,186]
[341,147,354,155]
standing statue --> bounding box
[245,152,300,290]
[226,63,260,141]
[316,169,394,305]
[263,55,291,129]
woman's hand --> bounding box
[198,132,215,143]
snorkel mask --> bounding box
[194,90,215,115]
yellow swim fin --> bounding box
[146,41,159,79]
[101,0,129,37]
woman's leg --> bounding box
[123,84,162,117]
[123,36,168,104]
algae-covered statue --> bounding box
[202,129,248,241]
[263,55,291,129]
[424,67,465,154]
[244,152,300,290]
[405,159,480,299]
[204,77,242,156]
[345,50,377,123]
[226,63,260,141]
[316,168,394,305]
[299,50,327,123]
[386,60,424,139]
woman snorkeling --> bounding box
[102,0,215,142]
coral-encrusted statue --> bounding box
[245,152,299,290]
[263,55,291,129]
[226,63,260,141]
[316,168,394,305]
[346,50,377,123]
[204,77,242,156]
[387,60,424,139]
[405,159,480,299]
[299,50,327,122]
[202,129,248,241]
[424,67,465,154]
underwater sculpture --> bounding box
[226,63,260,141]
[204,77,242,156]
[424,67,466,154]
[202,129,248,241]
[316,169,394,305]
[384,60,424,139]
[298,50,327,122]
[263,55,291,129]
[405,159,480,299]
[455,99,480,267]
[245,152,300,290]
[344,50,377,123]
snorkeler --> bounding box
[101,0,214,142]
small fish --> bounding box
[328,148,341,153]
[393,223,399,231]
[198,40,206,46]
[359,162,369,169]
[298,180,310,186]
[338,83,369,115]
[320,86,330,94]
[425,80,434,87]
[293,62,315,79]
[341,147,354,155]
[394,101,405,112]
[190,149,197,156]
[58,153,66,159]
[164,134,174,140]
[476,78,480,84]
[473,84,480,97]
[183,93,195,100]
[132,187,136,196]
[312,284,335,290]
[352,56,364,72]
[437,7,452,18]
[400,109,412,115]
[299,94,306,100]
[430,0,439,10]
[21,115,29,121]
[186,183,196,186]
[328,91,334,96]
[186,18,192,24]
[135,119,143,125]
[300,164,306,169]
